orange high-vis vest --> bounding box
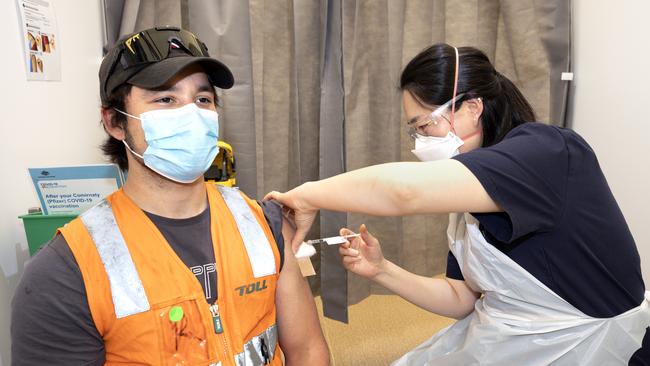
[59,184,283,365]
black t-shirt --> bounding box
[147,201,285,304]
[10,200,284,365]
[448,122,645,318]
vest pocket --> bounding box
[155,298,213,365]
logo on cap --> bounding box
[124,34,141,54]
[169,37,183,50]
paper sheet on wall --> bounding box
[16,0,61,80]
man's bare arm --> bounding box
[275,218,330,365]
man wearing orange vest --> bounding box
[11,26,330,366]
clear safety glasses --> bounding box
[407,93,465,140]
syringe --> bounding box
[304,233,361,246]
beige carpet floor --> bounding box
[315,294,456,366]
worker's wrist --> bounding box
[294,181,319,212]
[371,258,392,282]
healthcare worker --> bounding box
[266,44,650,365]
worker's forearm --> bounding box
[296,163,410,216]
[372,260,476,319]
[291,160,499,216]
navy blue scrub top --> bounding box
[449,122,645,318]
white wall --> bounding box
[571,0,650,281]
[0,0,105,362]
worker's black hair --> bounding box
[400,44,536,146]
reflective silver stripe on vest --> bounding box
[80,200,150,318]
[234,324,278,366]
[217,186,277,278]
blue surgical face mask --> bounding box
[116,103,219,183]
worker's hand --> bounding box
[339,225,387,280]
[264,188,318,252]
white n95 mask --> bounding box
[117,103,220,183]
[411,132,464,162]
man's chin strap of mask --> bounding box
[450,46,481,142]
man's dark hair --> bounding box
[101,84,132,171]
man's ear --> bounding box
[101,107,126,140]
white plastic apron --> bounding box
[393,213,650,365]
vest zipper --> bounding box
[209,303,224,334]
[209,303,231,360]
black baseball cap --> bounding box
[99,26,234,104]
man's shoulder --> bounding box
[208,184,287,268]
[15,234,85,302]
[11,235,105,363]
[23,234,81,277]
[211,184,283,230]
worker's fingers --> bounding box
[339,227,358,247]
[291,233,308,253]
[292,217,316,251]
[359,224,378,247]
[340,227,355,236]
[291,221,314,251]
[340,242,354,253]
[339,245,359,257]
[340,226,365,250]
[263,190,282,202]
[342,256,362,267]
[279,207,316,252]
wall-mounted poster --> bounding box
[17,0,61,80]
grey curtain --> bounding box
[102,0,571,322]
[340,0,572,314]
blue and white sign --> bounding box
[29,164,124,214]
